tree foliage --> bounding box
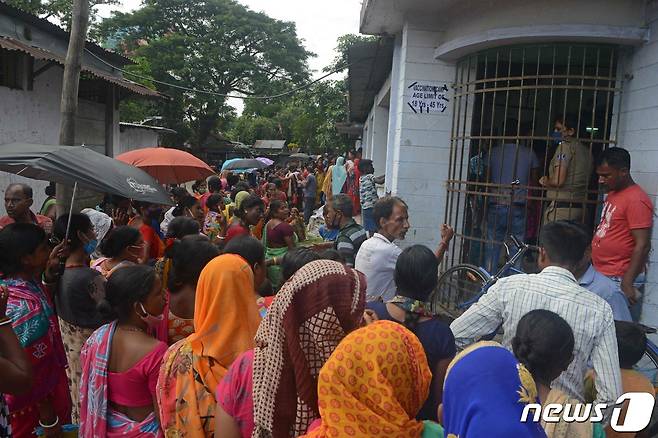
[97,0,312,149]
[325,33,378,73]
[6,0,118,34]
[229,34,377,154]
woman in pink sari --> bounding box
[80,265,167,437]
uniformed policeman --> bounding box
[539,118,592,223]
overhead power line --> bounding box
[85,47,354,100]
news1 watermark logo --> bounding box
[521,392,656,432]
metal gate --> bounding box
[444,43,622,271]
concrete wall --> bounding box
[362,77,390,177]
[117,127,160,156]
[0,61,111,215]
[615,1,658,330]
[360,0,658,330]
[383,20,455,249]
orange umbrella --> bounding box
[116,147,215,184]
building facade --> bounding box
[354,0,658,328]
[0,2,162,211]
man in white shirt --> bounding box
[450,221,622,415]
[355,196,454,301]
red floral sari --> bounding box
[2,277,71,437]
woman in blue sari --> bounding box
[441,341,547,438]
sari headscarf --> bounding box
[80,321,162,437]
[442,341,547,438]
[157,254,261,437]
[251,260,366,438]
[331,157,347,195]
[301,320,431,438]
[3,277,71,435]
[322,165,334,200]
[235,191,251,211]
[82,207,113,243]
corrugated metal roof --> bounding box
[0,2,162,98]
[0,36,161,97]
[253,140,286,150]
[347,38,394,123]
[0,1,130,65]
[119,122,176,134]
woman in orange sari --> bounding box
[156,254,261,437]
[300,320,436,438]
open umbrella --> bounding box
[116,147,214,184]
[255,157,274,167]
[289,153,310,160]
[221,158,241,171]
[223,158,268,171]
[0,143,172,205]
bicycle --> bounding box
[430,234,533,320]
[430,237,658,433]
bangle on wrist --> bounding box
[39,416,59,429]
[42,272,57,285]
[0,317,11,327]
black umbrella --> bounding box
[0,143,172,205]
[289,153,310,160]
[223,158,268,171]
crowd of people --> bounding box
[0,145,654,438]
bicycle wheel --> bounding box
[430,264,489,321]
[637,340,658,435]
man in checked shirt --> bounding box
[451,221,622,420]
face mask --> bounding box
[137,302,164,328]
[83,239,99,255]
[198,187,207,194]
[127,244,145,262]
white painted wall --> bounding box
[615,1,658,330]
[361,0,658,330]
[0,62,111,215]
[371,105,389,176]
[440,0,645,44]
[384,21,455,250]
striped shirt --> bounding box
[450,266,622,411]
[334,219,368,268]
[359,174,379,210]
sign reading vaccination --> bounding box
[406,82,450,114]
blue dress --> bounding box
[367,301,456,421]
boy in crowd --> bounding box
[357,159,384,234]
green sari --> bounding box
[262,220,297,291]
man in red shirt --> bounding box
[0,183,52,233]
[592,147,653,310]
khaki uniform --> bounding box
[544,138,592,223]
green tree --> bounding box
[97,0,312,149]
[6,0,118,34]
[230,34,377,154]
[228,116,280,146]
[326,33,378,72]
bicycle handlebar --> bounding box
[509,234,524,250]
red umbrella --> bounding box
[116,147,215,184]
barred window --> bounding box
[444,43,621,271]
